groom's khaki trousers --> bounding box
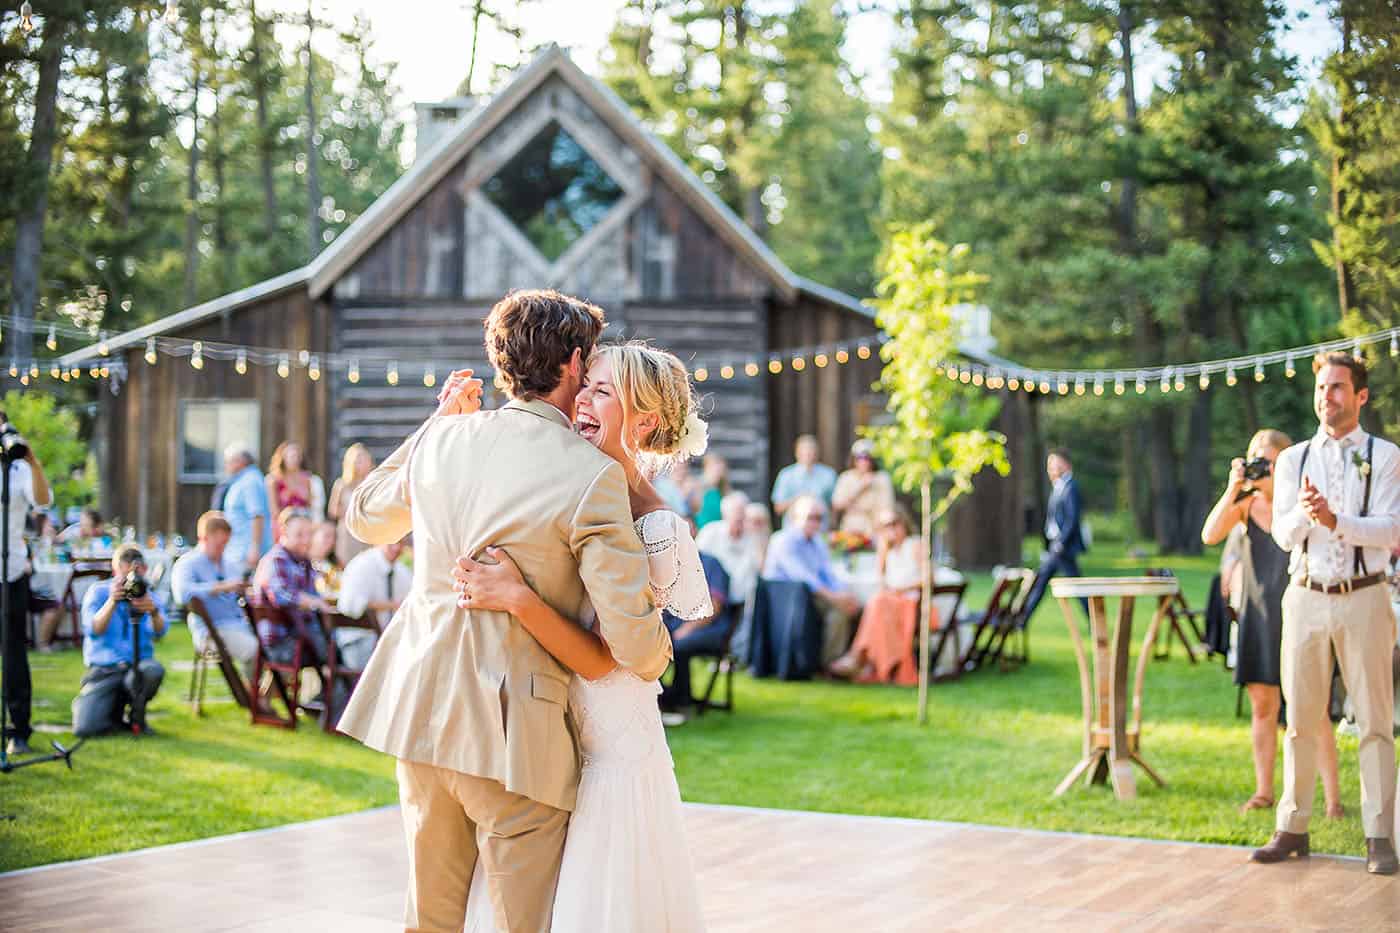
[1276,582,1397,839]
[397,759,568,933]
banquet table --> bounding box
[31,548,183,608]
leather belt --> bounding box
[1294,572,1387,595]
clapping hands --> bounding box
[1300,476,1337,531]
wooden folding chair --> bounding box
[248,604,323,729]
[319,610,382,733]
[925,581,969,684]
[1146,568,1206,663]
[185,595,253,714]
[56,562,111,649]
[963,568,1035,674]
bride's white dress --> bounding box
[465,509,710,933]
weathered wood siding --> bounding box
[101,288,332,539]
[945,392,1027,569]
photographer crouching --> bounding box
[72,546,167,737]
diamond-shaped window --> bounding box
[482,121,624,262]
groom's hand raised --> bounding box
[435,368,484,416]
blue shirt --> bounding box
[171,548,245,640]
[761,528,845,593]
[225,465,272,564]
[771,463,838,512]
[81,581,166,667]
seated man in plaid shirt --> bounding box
[252,508,331,666]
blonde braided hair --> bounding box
[591,341,705,474]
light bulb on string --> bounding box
[1074,376,1085,396]
[1135,375,1146,395]
[89,364,99,379]
[791,356,806,372]
[98,331,110,356]
[61,369,71,382]
[694,367,708,383]
[857,344,872,360]
[1093,375,1105,396]
[145,338,157,365]
[1173,372,1185,392]
[277,354,290,379]
[18,373,28,386]
[1038,378,1051,394]
[308,356,321,381]
[1226,364,1237,387]
[1159,370,1171,394]
[45,325,56,351]
[1022,378,1035,394]
[1390,332,1398,358]
[7,363,17,378]
[834,349,849,365]
[814,353,829,368]
[1353,339,1363,359]
[744,361,760,378]
[423,366,435,388]
[348,360,361,384]
[768,359,783,374]
[971,370,984,387]
[49,362,60,379]
[1285,354,1296,379]
[1199,370,1210,391]
[947,365,959,381]
[1056,377,1068,395]
[960,369,973,385]
[190,341,204,370]
[386,361,399,386]
[1114,374,1126,396]
[720,365,734,380]
[99,366,109,378]
[297,349,311,367]
[1007,376,1021,391]
[19,2,34,36]
[1253,360,1265,382]
[235,349,248,375]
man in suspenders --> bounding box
[1253,352,1400,874]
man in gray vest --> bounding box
[1253,351,1400,875]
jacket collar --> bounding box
[504,397,573,430]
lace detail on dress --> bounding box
[634,510,712,621]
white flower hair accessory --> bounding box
[677,410,709,459]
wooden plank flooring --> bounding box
[4,804,1399,931]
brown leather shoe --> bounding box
[1366,838,1399,875]
[1251,831,1309,863]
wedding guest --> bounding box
[696,491,761,607]
[744,501,773,569]
[3,434,52,756]
[762,495,861,664]
[335,539,411,671]
[1019,449,1087,621]
[832,440,895,537]
[660,553,733,720]
[73,547,167,736]
[653,458,698,519]
[309,520,341,596]
[828,507,925,683]
[251,509,330,667]
[171,511,257,676]
[1202,429,1343,817]
[327,443,374,565]
[694,454,729,529]
[771,435,837,524]
[266,441,325,535]
[1252,352,1400,875]
[223,446,272,572]
[58,508,106,546]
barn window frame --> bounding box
[178,399,261,484]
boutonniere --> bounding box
[1351,449,1371,476]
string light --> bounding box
[49,361,61,379]
[348,360,360,384]
[99,365,109,378]
[1074,375,1085,396]
[1226,364,1237,387]
[277,354,290,379]
[720,365,734,380]
[1285,354,1296,379]
[791,357,806,372]
[814,353,828,368]
[97,331,110,356]
[1038,378,1051,394]
[835,349,850,365]
[1135,375,1147,395]
[1093,376,1104,396]
[1115,374,1126,396]
[386,361,399,386]
[308,356,321,381]
[1173,371,1186,392]
[1055,377,1068,395]
[61,369,71,382]
[19,373,28,386]
[946,364,959,381]
[1254,360,1265,382]
[145,338,157,365]
[423,366,435,388]
[1390,333,1398,358]
[6,363,16,378]
[235,349,248,374]
[1159,370,1171,394]
[1199,370,1210,391]
[745,362,760,378]
[694,367,708,383]
[190,341,204,370]
[768,359,783,374]
[856,344,872,360]
[19,2,34,36]
[1007,376,1021,391]
[88,364,99,378]
[45,325,56,351]
[971,370,984,387]
[960,369,973,384]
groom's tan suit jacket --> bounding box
[336,398,672,812]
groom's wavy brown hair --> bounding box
[484,289,606,400]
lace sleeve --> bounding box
[637,511,713,620]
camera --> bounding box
[0,421,28,463]
[1242,457,1272,482]
[122,574,149,601]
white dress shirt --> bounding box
[695,521,760,604]
[1272,426,1400,584]
[336,548,413,648]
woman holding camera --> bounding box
[1202,429,1343,817]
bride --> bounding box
[451,341,711,933]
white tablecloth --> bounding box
[31,549,180,606]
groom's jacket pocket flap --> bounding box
[530,673,569,707]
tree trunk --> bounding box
[1331,13,1355,316]
[305,0,322,261]
[466,0,486,96]
[1128,423,1153,538]
[1179,389,1213,554]
[250,0,278,243]
[7,19,66,370]
[183,65,203,308]
[1148,406,1182,551]
[917,480,932,725]
[211,88,232,292]
[1026,392,1047,541]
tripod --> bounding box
[1,455,82,774]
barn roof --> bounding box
[63,46,872,366]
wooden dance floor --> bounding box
[4,804,1399,931]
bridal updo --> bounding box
[592,342,708,472]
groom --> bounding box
[339,289,673,932]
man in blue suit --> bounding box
[1021,448,1087,620]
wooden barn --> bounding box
[61,46,1024,568]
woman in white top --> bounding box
[828,507,929,684]
[454,342,711,933]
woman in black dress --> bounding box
[1202,429,1343,816]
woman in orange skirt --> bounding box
[828,507,928,684]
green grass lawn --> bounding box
[0,531,1373,871]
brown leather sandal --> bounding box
[1239,794,1275,814]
